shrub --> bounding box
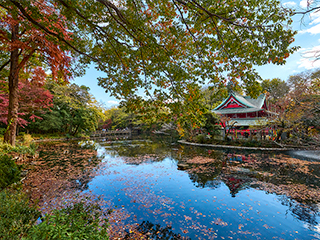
[0,154,21,189]
[0,141,37,156]
[0,190,110,240]
[22,134,33,146]
[0,127,5,136]
[28,201,109,240]
[195,134,206,144]
[0,189,40,240]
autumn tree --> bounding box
[270,70,320,146]
[2,0,298,144]
[0,76,53,129]
[261,78,290,104]
[0,1,72,145]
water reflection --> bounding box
[90,139,320,238]
[23,140,103,205]
[29,138,320,239]
[124,220,190,240]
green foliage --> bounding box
[0,190,40,240]
[202,112,221,136]
[0,189,109,240]
[27,82,106,136]
[201,85,229,110]
[28,201,109,240]
[0,141,36,156]
[0,127,5,136]
[261,78,289,103]
[0,154,21,189]
[195,134,207,144]
[20,134,34,146]
[105,106,142,130]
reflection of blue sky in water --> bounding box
[83,140,320,239]
[288,150,320,161]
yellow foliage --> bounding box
[177,123,184,137]
[21,134,33,146]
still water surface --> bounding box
[76,139,320,239]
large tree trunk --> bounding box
[4,23,19,146]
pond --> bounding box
[27,138,320,239]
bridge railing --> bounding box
[90,130,132,138]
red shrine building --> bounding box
[213,91,272,127]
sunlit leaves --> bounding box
[50,0,298,126]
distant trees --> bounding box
[266,70,320,145]
[26,82,105,136]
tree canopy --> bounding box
[1,0,298,144]
[261,78,290,104]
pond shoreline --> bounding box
[178,140,297,151]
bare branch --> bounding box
[294,6,320,15]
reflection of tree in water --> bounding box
[188,169,251,197]
[243,153,320,188]
[101,140,172,164]
[124,221,190,240]
[188,171,222,189]
[278,195,320,227]
[70,169,93,191]
[24,141,103,205]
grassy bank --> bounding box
[0,137,109,240]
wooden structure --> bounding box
[213,91,274,127]
[90,130,132,139]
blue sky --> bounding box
[74,0,320,108]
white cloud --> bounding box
[283,1,296,7]
[309,10,320,25]
[298,47,307,52]
[107,100,119,105]
[299,23,320,34]
[300,0,313,8]
[298,45,320,69]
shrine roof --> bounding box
[213,91,266,114]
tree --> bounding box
[1,0,298,144]
[219,116,238,141]
[0,77,53,128]
[202,111,220,136]
[201,85,228,111]
[0,1,72,145]
[270,70,320,145]
[104,106,142,130]
[261,78,290,104]
[27,82,105,136]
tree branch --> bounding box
[10,0,101,63]
[294,6,320,15]
[0,59,10,72]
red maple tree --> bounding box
[0,0,72,145]
[0,76,53,127]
